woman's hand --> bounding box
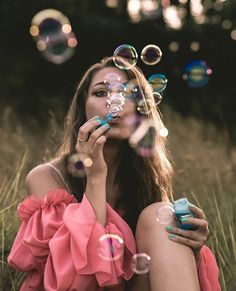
[165,204,209,267]
[75,116,110,179]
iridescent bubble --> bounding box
[137,98,154,115]
[67,153,92,177]
[106,93,125,117]
[183,61,212,88]
[130,253,151,274]
[30,9,77,64]
[148,74,168,93]
[38,31,77,64]
[153,92,162,105]
[141,44,162,65]
[156,205,175,225]
[113,44,138,70]
[107,82,126,95]
[123,79,141,101]
[104,73,122,83]
[135,125,157,157]
[98,234,124,261]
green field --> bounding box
[0,106,235,290]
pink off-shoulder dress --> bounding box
[8,189,221,291]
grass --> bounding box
[0,105,235,290]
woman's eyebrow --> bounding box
[92,81,106,88]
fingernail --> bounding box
[181,217,188,222]
[189,203,195,208]
[166,226,173,231]
[168,234,176,239]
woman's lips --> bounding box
[108,116,121,124]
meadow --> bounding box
[0,105,235,290]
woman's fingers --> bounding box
[77,116,102,144]
[188,204,206,219]
[167,233,202,251]
[87,123,110,150]
[93,135,107,156]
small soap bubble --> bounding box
[141,44,162,65]
[104,73,122,83]
[183,60,212,88]
[107,82,126,95]
[130,253,151,274]
[137,98,154,115]
[98,234,124,261]
[148,74,168,93]
[123,79,141,101]
[135,125,157,157]
[153,92,162,105]
[106,93,125,117]
[113,44,138,70]
[67,153,91,177]
[156,205,174,225]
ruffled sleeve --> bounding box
[197,245,221,291]
[7,189,77,290]
[8,190,136,291]
[44,194,136,290]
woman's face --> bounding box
[86,67,136,140]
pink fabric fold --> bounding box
[8,189,136,291]
[8,188,221,291]
[197,245,221,291]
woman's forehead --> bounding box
[90,67,128,87]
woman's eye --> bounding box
[94,90,109,97]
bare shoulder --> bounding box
[25,159,67,198]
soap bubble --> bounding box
[137,98,154,115]
[153,92,162,105]
[37,31,77,64]
[67,153,92,177]
[104,72,122,83]
[183,60,212,88]
[141,44,162,65]
[156,205,175,225]
[123,79,141,101]
[131,253,151,274]
[30,9,77,64]
[113,44,138,70]
[148,74,168,93]
[106,93,125,117]
[98,234,124,261]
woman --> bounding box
[8,56,221,290]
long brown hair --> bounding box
[55,56,173,232]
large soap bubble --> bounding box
[113,44,138,70]
[141,44,162,65]
[30,9,77,64]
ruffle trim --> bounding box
[18,189,77,221]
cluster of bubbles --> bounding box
[183,60,213,88]
[97,233,151,274]
[29,9,78,64]
[113,44,162,70]
[112,44,169,158]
